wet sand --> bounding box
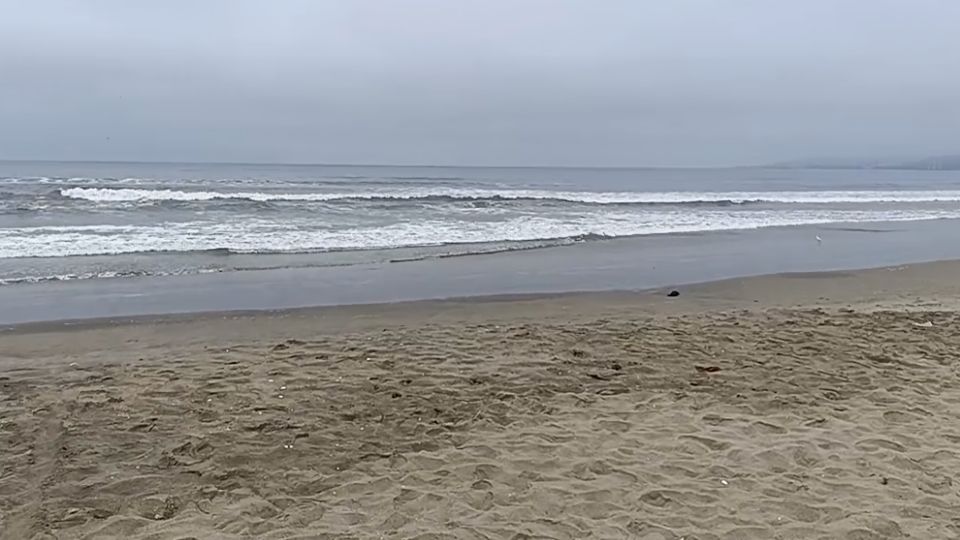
[3,261,960,538]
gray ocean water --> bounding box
[2,160,960,286]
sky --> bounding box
[1,0,958,167]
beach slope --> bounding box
[3,262,960,538]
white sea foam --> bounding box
[58,186,960,205]
[3,208,959,259]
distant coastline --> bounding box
[768,154,960,171]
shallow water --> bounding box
[1,216,957,324]
[2,161,959,286]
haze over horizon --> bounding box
[2,1,958,168]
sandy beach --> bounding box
[3,261,960,539]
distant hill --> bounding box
[768,155,960,170]
[884,155,960,170]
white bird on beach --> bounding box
[815,235,822,245]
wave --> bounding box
[0,267,226,286]
[0,177,159,186]
[4,208,960,259]
[0,238,581,286]
[57,187,960,205]
[0,269,149,285]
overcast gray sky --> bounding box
[1,1,958,167]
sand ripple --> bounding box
[2,309,960,538]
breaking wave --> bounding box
[58,187,960,206]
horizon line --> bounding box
[0,157,756,170]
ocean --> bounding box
[3,160,960,289]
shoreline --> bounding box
[2,217,959,326]
[2,258,958,334]
[0,259,938,334]
[5,258,960,357]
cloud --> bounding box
[1,0,958,166]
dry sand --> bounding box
[3,261,960,539]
